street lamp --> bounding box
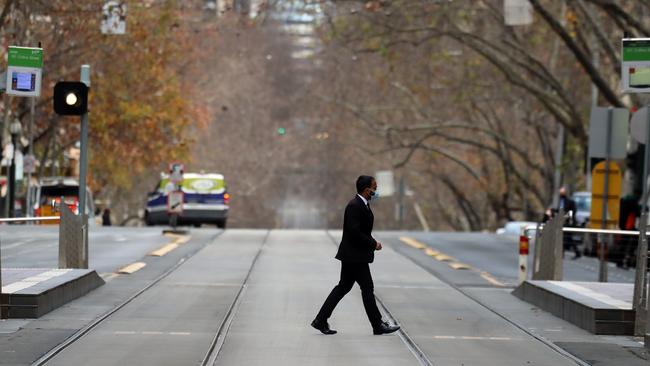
[8,120,22,218]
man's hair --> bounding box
[356,175,375,194]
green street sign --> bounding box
[8,46,43,68]
[623,39,650,62]
[622,38,650,93]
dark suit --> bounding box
[316,195,382,328]
[558,196,577,226]
[336,196,377,263]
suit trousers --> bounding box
[315,261,383,328]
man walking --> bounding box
[311,175,400,335]
[558,187,581,259]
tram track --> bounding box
[200,230,269,366]
[325,231,435,366]
[30,230,232,366]
[387,239,591,366]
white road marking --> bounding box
[549,281,632,309]
[114,331,192,336]
[1,269,72,294]
[2,239,36,250]
[431,335,519,341]
[100,273,120,282]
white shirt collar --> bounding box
[357,194,368,206]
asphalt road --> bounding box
[0,228,645,365]
[375,231,637,286]
[1,225,171,274]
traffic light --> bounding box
[277,127,286,135]
[53,81,88,115]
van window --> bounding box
[159,177,225,192]
[40,186,79,204]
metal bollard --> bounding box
[532,210,564,281]
[58,205,87,269]
[518,228,529,284]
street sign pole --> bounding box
[633,106,650,335]
[598,108,613,282]
[25,97,35,219]
[643,106,650,213]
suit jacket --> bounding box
[335,195,377,263]
[558,196,577,226]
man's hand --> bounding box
[375,241,382,251]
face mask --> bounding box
[369,189,379,200]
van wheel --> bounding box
[144,212,154,226]
[216,219,226,229]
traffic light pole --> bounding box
[79,112,89,217]
[78,65,90,268]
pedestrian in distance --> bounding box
[552,187,581,260]
[102,208,112,226]
[311,175,400,336]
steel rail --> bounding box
[31,231,221,366]
[325,231,435,366]
[386,234,591,366]
[201,230,270,366]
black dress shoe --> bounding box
[373,321,400,335]
[311,319,337,335]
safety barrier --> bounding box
[524,215,650,346]
[0,205,88,319]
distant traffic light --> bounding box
[53,81,88,115]
[277,127,286,136]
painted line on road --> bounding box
[394,242,591,366]
[424,248,440,256]
[31,231,223,366]
[399,237,427,249]
[399,236,510,287]
[117,262,147,274]
[113,331,192,336]
[164,233,191,244]
[433,253,455,262]
[100,273,120,282]
[148,234,192,257]
[480,271,505,287]
[448,262,471,270]
[148,243,179,257]
[2,238,36,250]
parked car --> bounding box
[496,221,537,236]
[144,173,229,228]
[32,177,96,224]
[571,191,591,227]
